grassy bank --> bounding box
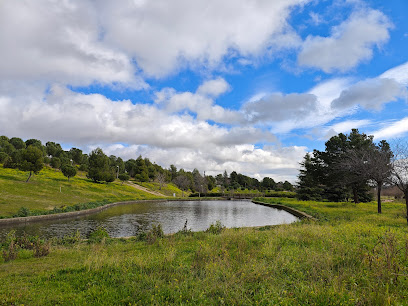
[0,166,162,218]
[1,198,408,304]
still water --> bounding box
[0,200,298,239]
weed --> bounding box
[146,223,164,244]
[33,238,50,258]
[87,226,109,244]
[177,219,192,236]
[206,220,225,235]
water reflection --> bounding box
[0,200,298,239]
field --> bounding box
[1,197,408,304]
[0,165,162,218]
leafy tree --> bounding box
[296,153,324,201]
[9,137,26,150]
[282,181,294,191]
[125,159,137,177]
[61,164,77,181]
[262,177,276,190]
[134,155,149,182]
[69,148,83,164]
[0,137,14,154]
[46,141,62,157]
[118,173,130,185]
[50,157,61,169]
[19,146,44,182]
[87,148,115,183]
[0,152,9,163]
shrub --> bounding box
[33,238,50,257]
[206,220,225,235]
[177,219,192,236]
[146,223,164,244]
[1,230,18,262]
[87,226,109,243]
[13,207,31,217]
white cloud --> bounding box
[298,8,392,72]
[197,78,230,98]
[0,0,145,89]
[98,0,308,77]
[331,78,407,110]
[372,118,408,140]
[323,119,372,139]
[243,93,318,123]
[98,143,307,183]
[380,61,408,86]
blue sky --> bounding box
[0,0,407,182]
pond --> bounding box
[0,200,299,239]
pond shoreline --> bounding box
[252,200,316,220]
[0,198,310,227]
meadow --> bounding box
[0,165,162,218]
[1,197,408,304]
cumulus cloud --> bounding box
[331,78,407,110]
[0,84,274,149]
[243,93,318,123]
[98,0,307,77]
[98,143,307,183]
[0,0,145,88]
[298,9,392,72]
[155,79,243,124]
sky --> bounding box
[0,0,407,183]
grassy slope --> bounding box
[1,198,408,304]
[137,181,187,197]
[0,165,162,218]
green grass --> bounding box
[137,181,188,197]
[0,165,162,218]
[1,197,408,304]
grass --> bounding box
[136,181,187,197]
[0,165,162,218]
[1,197,408,304]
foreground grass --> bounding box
[1,198,408,304]
[0,166,162,218]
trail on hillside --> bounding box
[124,182,166,197]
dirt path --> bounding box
[124,182,166,197]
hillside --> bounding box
[0,165,167,218]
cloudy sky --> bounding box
[0,0,407,182]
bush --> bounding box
[146,223,164,244]
[206,220,225,235]
[1,231,18,262]
[13,207,31,217]
[87,226,109,243]
[33,238,50,257]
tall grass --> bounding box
[1,198,408,304]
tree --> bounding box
[9,137,26,150]
[46,141,62,157]
[155,171,167,190]
[134,155,149,182]
[173,175,190,197]
[118,173,130,185]
[87,148,115,183]
[19,146,44,182]
[296,153,324,201]
[61,164,77,181]
[50,157,61,169]
[341,140,392,213]
[69,148,83,164]
[389,141,408,223]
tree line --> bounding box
[297,129,408,223]
[0,135,293,194]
